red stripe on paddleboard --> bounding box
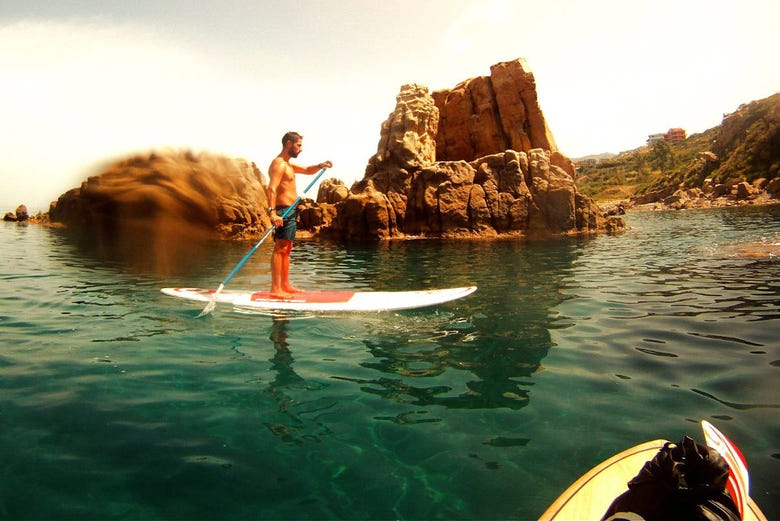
[249,290,355,303]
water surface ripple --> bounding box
[1,205,778,520]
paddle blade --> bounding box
[196,284,223,318]
[196,299,216,318]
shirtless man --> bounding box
[267,131,332,297]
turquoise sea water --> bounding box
[1,205,778,520]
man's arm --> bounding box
[291,160,332,174]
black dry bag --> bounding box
[602,436,741,521]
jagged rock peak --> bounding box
[297,59,624,240]
[432,58,558,162]
[369,83,439,172]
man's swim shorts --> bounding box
[273,206,297,241]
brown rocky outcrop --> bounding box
[767,178,780,197]
[432,59,571,173]
[3,205,29,222]
[434,60,576,181]
[48,150,271,240]
[299,60,623,240]
[316,178,350,204]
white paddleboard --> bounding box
[161,286,477,312]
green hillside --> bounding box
[575,92,780,202]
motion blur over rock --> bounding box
[299,59,624,239]
[48,150,270,240]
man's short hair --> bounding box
[282,131,302,147]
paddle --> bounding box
[197,166,329,317]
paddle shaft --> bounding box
[215,167,328,289]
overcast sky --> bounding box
[2,0,778,212]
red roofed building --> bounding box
[664,128,686,144]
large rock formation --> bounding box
[300,59,623,239]
[49,150,271,240]
[39,58,624,243]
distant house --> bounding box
[665,127,686,144]
[647,128,686,146]
[647,133,666,145]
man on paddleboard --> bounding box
[267,131,332,297]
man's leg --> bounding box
[270,239,293,297]
[280,241,303,293]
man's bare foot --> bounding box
[269,290,294,299]
[283,285,304,294]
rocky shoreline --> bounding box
[600,183,780,215]
[292,60,624,241]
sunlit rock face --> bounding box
[299,59,624,239]
[49,150,271,240]
[43,58,625,244]
[433,59,576,180]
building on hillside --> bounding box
[647,133,666,145]
[665,127,686,144]
[647,128,687,146]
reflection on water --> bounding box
[327,238,579,416]
[263,318,330,444]
[346,312,547,412]
[59,219,221,276]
